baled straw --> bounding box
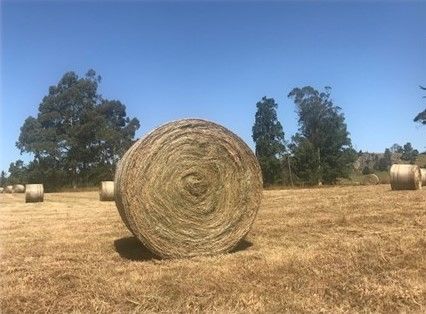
[115,119,263,259]
[421,168,426,187]
[25,184,44,203]
[0,187,3,193]
[390,164,422,190]
[362,174,380,185]
[5,185,13,193]
[13,184,25,193]
[99,181,115,201]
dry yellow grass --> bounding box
[0,186,425,313]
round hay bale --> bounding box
[421,168,426,187]
[13,184,25,193]
[0,187,3,193]
[390,164,422,190]
[115,119,263,259]
[25,184,44,203]
[99,181,115,201]
[362,174,380,185]
[5,185,13,193]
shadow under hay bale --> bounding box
[114,237,158,261]
[114,237,253,261]
[229,239,253,253]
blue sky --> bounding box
[1,1,425,172]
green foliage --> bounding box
[15,70,140,190]
[288,86,356,184]
[362,166,372,175]
[0,171,6,186]
[7,160,28,185]
[414,85,426,125]
[401,142,419,164]
[289,135,320,185]
[252,97,286,185]
[390,143,403,153]
[376,148,392,171]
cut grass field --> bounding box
[1,186,425,313]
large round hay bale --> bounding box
[99,181,115,201]
[421,168,426,186]
[25,184,44,203]
[13,184,25,193]
[115,119,263,259]
[5,185,13,193]
[362,174,380,185]
[390,164,422,190]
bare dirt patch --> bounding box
[1,186,425,312]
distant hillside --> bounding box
[416,154,426,168]
[354,152,426,172]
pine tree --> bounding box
[252,97,286,185]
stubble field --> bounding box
[0,185,425,313]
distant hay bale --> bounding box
[390,164,422,190]
[25,184,44,203]
[421,169,426,187]
[99,181,115,201]
[13,184,25,193]
[115,119,263,259]
[5,185,13,193]
[0,187,3,193]
[362,174,380,185]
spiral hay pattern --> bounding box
[362,174,380,185]
[100,181,115,201]
[390,164,422,190]
[25,184,44,203]
[115,119,263,259]
[13,184,25,193]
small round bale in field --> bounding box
[362,174,380,185]
[99,181,115,201]
[25,184,44,203]
[390,164,422,190]
[115,119,263,259]
[421,168,426,186]
[5,185,13,193]
[13,184,25,193]
[0,187,3,193]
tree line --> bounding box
[360,142,420,175]
[252,87,356,186]
[253,86,425,186]
[2,70,425,189]
[3,70,139,191]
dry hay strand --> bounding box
[421,168,426,187]
[5,185,13,193]
[25,184,44,203]
[362,174,380,185]
[99,181,115,201]
[115,119,263,259]
[13,184,25,193]
[390,164,422,190]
